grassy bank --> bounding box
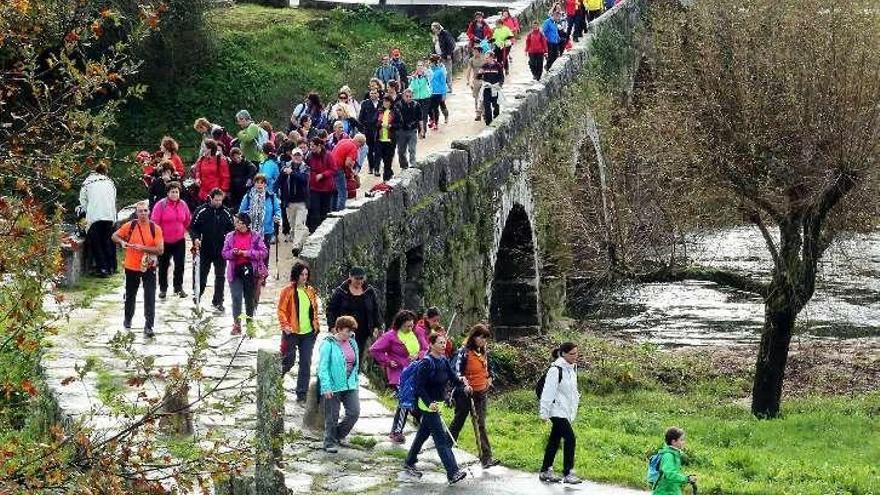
[113,5,432,162]
[442,334,880,494]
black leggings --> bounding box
[158,238,185,293]
[542,417,576,475]
[429,94,448,125]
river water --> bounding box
[577,227,880,347]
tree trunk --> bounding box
[751,294,796,418]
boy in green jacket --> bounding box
[652,427,697,495]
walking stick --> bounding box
[274,222,280,280]
[468,394,484,462]
[191,244,201,309]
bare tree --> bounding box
[611,0,880,417]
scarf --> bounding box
[250,189,267,237]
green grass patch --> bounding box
[114,5,432,165]
[60,271,123,307]
[349,435,378,450]
[445,338,880,495]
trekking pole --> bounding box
[468,394,484,462]
[440,415,474,478]
[274,223,280,280]
[690,481,698,495]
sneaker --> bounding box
[212,303,225,313]
[474,115,481,121]
[563,474,583,484]
[481,458,501,469]
[295,396,306,404]
[324,445,338,453]
[448,471,467,485]
[175,290,188,298]
[539,470,562,483]
[291,247,301,258]
[144,327,155,338]
[231,323,241,336]
[403,464,423,478]
[388,432,405,444]
[158,292,166,300]
[123,320,131,330]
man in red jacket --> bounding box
[306,137,337,233]
[525,21,549,81]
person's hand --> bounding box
[486,377,493,388]
[282,326,292,334]
[119,240,128,250]
[195,179,201,186]
[323,392,333,400]
[316,173,323,181]
[372,328,381,339]
[464,385,473,395]
[388,360,399,369]
[688,475,697,484]
[429,402,439,412]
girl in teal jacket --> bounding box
[408,61,433,138]
[318,316,361,452]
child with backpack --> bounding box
[537,341,582,484]
[648,427,697,495]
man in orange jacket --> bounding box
[277,261,321,402]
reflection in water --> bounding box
[581,227,880,346]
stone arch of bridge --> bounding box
[487,162,542,339]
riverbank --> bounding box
[447,330,880,494]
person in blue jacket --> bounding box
[403,332,468,485]
[543,10,563,70]
[257,142,280,194]
[428,54,449,129]
[238,174,281,299]
[318,316,361,453]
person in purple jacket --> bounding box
[221,212,267,335]
[369,309,427,443]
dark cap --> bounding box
[349,266,366,278]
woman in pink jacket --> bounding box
[151,182,192,299]
[370,309,427,443]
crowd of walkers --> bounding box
[74,2,703,491]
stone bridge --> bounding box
[301,0,646,338]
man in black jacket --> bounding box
[358,88,383,176]
[190,189,235,312]
[396,89,422,170]
[325,266,382,361]
[277,148,310,255]
[432,22,457,92]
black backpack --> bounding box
[535,364,563,400]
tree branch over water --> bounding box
[629,265,768,298]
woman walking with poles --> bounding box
[538,341,582,484]
[221,213,267,335]
[403,332,468,485]
[449,324,500,469]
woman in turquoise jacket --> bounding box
[428,54,449,129]
[318,315,361,452]
[408,60,433,138]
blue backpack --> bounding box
[646,450,664,487]
[397,358,434,410]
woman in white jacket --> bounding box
[538,341,582,484]
[79,163,118,277]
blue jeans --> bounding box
[405,410,460,480]
[333,170,346,211]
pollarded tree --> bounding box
[628,0,880,417]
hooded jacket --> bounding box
[652,445,690,495]
[325,281,381,335]
[79,172,117,227]
[538,356,580,422]
[317,335,360,394]
[193,154,231,201]
[278,159,309,204]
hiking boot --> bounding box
[563,473,583,484]
[144,327,155,338]
[324,445,338,453]
[539,469,562,483]
[123,320,132,330]
[474,114,481,121]
[212,303,225,313]
[388,432,405,444]
[231,323,242,336]
[448,471,467,485]
[175,289,188,298]
[481,458,501,469]
[158,291,166,300]
[403,464,423,478]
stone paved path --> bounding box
[45,2,648,493]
